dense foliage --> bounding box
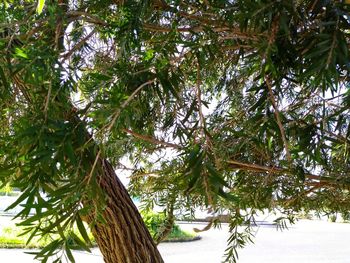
[0,0,350,262]
[141,211,196,243]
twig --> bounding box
[128,172,160,179]
[86,150,101,185]
[44,82,52,121]
[326,18,339,69]
[196,63,215,206]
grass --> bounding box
[0,222,95,249]
[0,225,48,248]
[162,225,200,242]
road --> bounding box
[1,219,350,262]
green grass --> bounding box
[0,184,18,196]
[164,225,199,242]
[0,225,48,248]
[0,221,96,249]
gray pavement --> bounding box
[1,219,350,262]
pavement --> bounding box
[1,219,350,262]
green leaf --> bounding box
[89,72,112,81]
[218,188,238,203]
[18,209,53,226]
[65,246,75,263]
[25,227,39,245]
[76,214,91,246]
[207,163,229,188]
[5,187,33,212]
[69,231,91,252]
[64,141,77,164]
[0,166,14,179]
[36,0,45,14]
[14,48,28,59]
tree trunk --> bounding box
[86,158,164,263]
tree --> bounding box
[0,0,350,262]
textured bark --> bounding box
[87,159,164,263]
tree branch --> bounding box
[143,23,261,41]
[67,11,108,26]
[226,159,333,183]
[60,29,97,61]
[122,128,182,149]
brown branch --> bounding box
[193,220,214,233]
[122,128,182,150]
[303,183,327,195]
[143,23,263,42]
[177,11,230,28]
[67,9,263,44]
[60,29,97,61]
[43,82,52,121]
[326,18,339,69]
[196,61,206,135]
[323,129,350,144]
[128,172,160,179]
[155,200,175,244]
[226,159,330,182]
[85,149,101,185]
[262,16,291,163]
[67,11,108,26]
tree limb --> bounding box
[226,159,333,183]
[60,29,97,61]
[122,128,182,149]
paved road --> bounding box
[1,219,350,262]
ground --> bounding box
[0,218,350,262]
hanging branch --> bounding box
[196,62,206,136]
[195,61,217,207]
[266,77,292,163]
[263,16,291,163]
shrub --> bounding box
[141,211,196,241]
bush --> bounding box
[141,211,197,242]
[0,184,16,196]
